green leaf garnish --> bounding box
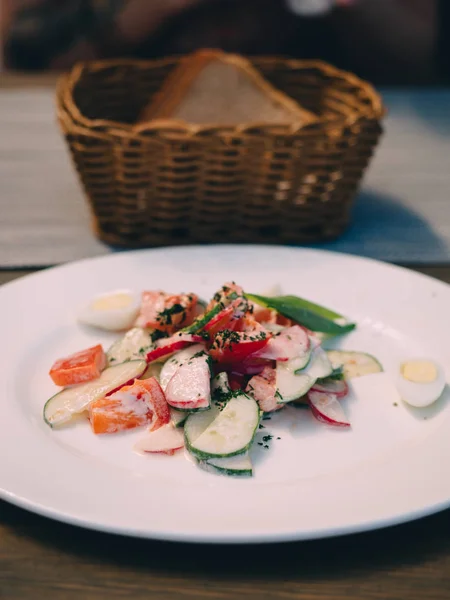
[245,294,356,336]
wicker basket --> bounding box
[56,57,384,247]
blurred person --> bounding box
[1,0,448,84]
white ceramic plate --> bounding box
[1,245,449,543]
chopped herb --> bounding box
[393,402,398,407]
[157,303,186,326]
[109,357,116,362]
[258,424,265,429]
[277,437,281,440]
[262,416,271,421]
[257,442,263,446]
[262,435,273,443]
[274,389,283,401]
[206,354,214,377]
[150,329,169,343]
[263,445,269,449]
[212,387,231,403]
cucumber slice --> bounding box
[211,372,233,404]
[212,372,231,394]
[299,346,333,379]
[186,394,260,460]
[170,408,189,428]
[140,362,163,381]
[276,346,332,403]
[44,359,147,428]
[276,368,312,403]
[289,349,312,372]
[200,452,253,477]
[327,350,382,379]
[106,328,152,365]
[184,404,221,444]
[159,343,206,391]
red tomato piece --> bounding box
[136,291,198,333]
[89,377,170,435]
[49,344,106,386]
[203,297,248,337]
[209,316,271,364]
[228,372,248,391]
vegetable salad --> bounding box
[44,282,382,477]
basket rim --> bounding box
[58,55,385,140]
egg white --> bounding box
[77,289,140,331]
[396,359,446,408]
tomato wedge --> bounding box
[203,297,248,337]
[49,344,106,386]
[210,316,271,365]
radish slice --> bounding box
[135,424,185,455]
[311,379,349,398]
[254,325,310,362]
[165,352,211,410]
[307,390,350,427]
[159,343,206,391]
[145,332,204,363]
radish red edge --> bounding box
[307,391,350,428]
[145,333,204,363]
[310,379,349,398]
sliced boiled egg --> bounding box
[78,290,140,331]
[396,358,446,408]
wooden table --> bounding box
[1,266,449,600]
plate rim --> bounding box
[1,244,449,543]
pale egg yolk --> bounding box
[401,360,437,384]
[91,293,133,311]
